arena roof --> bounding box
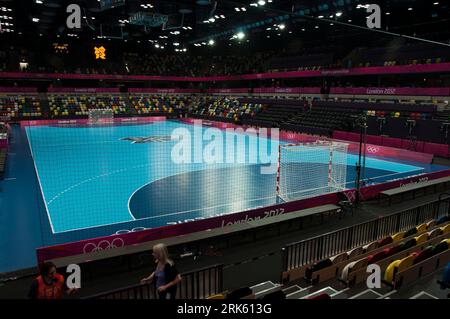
[0,0,449,52]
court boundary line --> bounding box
[25,127,56,234]
[51,166,425,234]
[26,121,427,235]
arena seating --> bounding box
[191,97,264,123]
[129,94,193,116]
[280,217,450,293]
[5,42,448,76]
[349,43,450,68]
[0,95,41,119]
[48,94,128,117]
[123,52,272,76]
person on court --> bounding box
[140,243,182,300]
[28,262,77,299]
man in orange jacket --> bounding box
[28,262,77,299]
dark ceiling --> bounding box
[0,0,449,52]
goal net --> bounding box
[276,140,348,202]
[88,108,114,125]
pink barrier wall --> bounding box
[20,116,166,127]
[129,88,201,94]
[330,87,450,96]
[0,138,7,148]
[0,87,37,93]
[36,168,450,263]
[206,88,250,94]
[253,87,321,94]
[0,86,448,96]
[333,130,448,159]
[47,87,120,93]
[2,62,450,83]
[181,119,434,163]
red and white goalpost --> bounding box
[276,140,349,202]
[88,108,114,125]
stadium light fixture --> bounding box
[278,24,285,30]
[208,39,215,45]
[335,11,343,17]
[236,31,245,39]
[257,0,266,6]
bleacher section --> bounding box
[129,94,193,116]
[278,216,450,299]
[191,97,264,123]
[48,94,128,118]
[283,105,359,135]
[240,98,305,128]
[0,94,41,119]
[205,217,450,301]
[349,43,450,68]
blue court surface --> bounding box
[1,120,448,272]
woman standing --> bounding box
[141,243,182,300]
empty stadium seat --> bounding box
[391,231,405,242]
[413,246,434,264]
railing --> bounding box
[282,197,450,271]
[87,264,223,299]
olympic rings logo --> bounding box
[366,146,380,153]
[344,190,356,202]
[83,238,125,254]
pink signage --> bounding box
[206,88,250,94]
[129,88,201,94]
[330,87,450,96]
[0,87,37,93]
[47,87,120,93]
[253,87,321,94]
[20,116,166,127]
[333,131,447,159]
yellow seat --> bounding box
[391,231,405,242]
[414,233,428,245]
[384,260,401,282]
[207,294,225,299]
[399,255,415,271]
[441,224,450,234]
[416,223,427,234]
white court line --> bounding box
[49,166,428,234]
[409,291,439,299]
[25,128,56,234]
[52,193,278,234]
[4,177,17,181]
[27,120,429,234]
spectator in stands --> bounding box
[28,261,77,299]
[140,243,182,300]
